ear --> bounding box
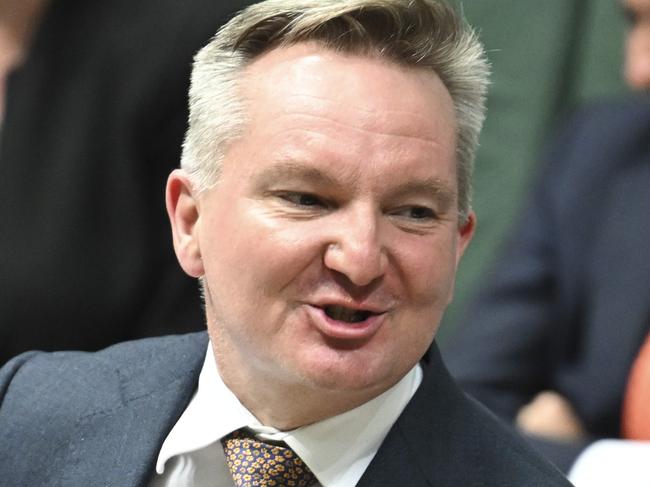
[445,211,476,305]
[166,169,204,277]
[455,211,476,265]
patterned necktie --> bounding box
[621,333,650,440]
[221,429,318,487]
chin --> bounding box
[291,347,405,394]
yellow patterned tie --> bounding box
[221,429,318,487]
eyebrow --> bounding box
[386,179,457,213]
[252,161,342,190]
[252,160,457,211]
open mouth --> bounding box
[324,305,374,323]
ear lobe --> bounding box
[166,169,204,278]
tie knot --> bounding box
[221,429,318,487]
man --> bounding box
[0,1,571,485]
[442,0,650,484]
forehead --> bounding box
[229,43,458,191]
[240,42,457,149]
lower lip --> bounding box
[304,305,385,341]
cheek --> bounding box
[397,236,459,306]
[251,220,328,289]
[203,207,325,299]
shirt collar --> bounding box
[156,343,422,486]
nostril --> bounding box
[322,231,387,287]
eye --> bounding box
[407,206,436,220]
[391,205,437,220]
[279,192,326,208]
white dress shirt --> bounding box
[149,344,422,487]
[568,439,650,487]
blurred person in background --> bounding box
[442,0,650,484]
[0,0,251,364]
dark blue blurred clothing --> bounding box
[442,98,650,471]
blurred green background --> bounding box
[440,0,630,340]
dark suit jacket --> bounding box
[0,0,252,363]
[0,332,570,486]
[442,99,650,471]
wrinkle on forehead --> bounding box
[254,123,454,186]
[274,98,450,145]
[273,118,448,151]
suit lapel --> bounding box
[60,333,208,486]
[358,345,485,487]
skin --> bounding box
[167,42,474,430]
[623,0,650,89]
[516,0,650,440]
[0,0,49,123]
[516,391,586,441]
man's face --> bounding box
[171,43,474,399]
[623,0,650,89]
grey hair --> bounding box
[181,0,489,221]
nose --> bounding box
[625,21,650,90]
[323,206,387,287]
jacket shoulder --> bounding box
[0,333,208,484]
[0,332,207,436]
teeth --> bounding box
[324,306,371,323]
